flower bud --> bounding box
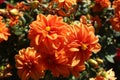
[0,65,5,71]
[96,58,103,64]
[101,71,107,77]
[31,1,39,8]
[88,59,98,68]
[10,9,19,16]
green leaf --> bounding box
[105,55,115,63]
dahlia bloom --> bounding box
[68,16,101,60]
[53,0,77,16]
[95,0,111,8]
[65,16,101,77]
[110,13,120,32]
[92,0,111,12]
[54,0,77,9]
[0,16,10,42]
[9,16,19,27]
[110,0,120,31]
[41,49,70,77]
[15,47,45,80]
[28,14,70,53]
[112,0,120,13]
[15,1,30,11]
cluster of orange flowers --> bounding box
[15,14,101,80]
[110,0,120,32]
[1,0,119,80]
[0,1,30,27]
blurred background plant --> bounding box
[0,0,119,80]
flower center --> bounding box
[45,26,51,32]
[81,43,88,50]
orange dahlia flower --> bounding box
[41,49,70,77]
[15,47,45,80]
[15,1,30,11]
[65,16,101,77]
[112,0,120,13]
[54,0,77,9]
[110,0,120,31]
[70,62,86,77]
[68,16,101,60]
[92,0,111,12]
[0,16,10,42]
[9,16,19,27]
[28,14,70,53]
[95,0,111,8]
[110,13,120,32]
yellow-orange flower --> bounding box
[15,47,45,80]
[28,14,70,53]
[0,16,10,42]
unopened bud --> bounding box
[10,9,19,16]
[88,59,98,68]
[0,65,5,71]
[31,1,39,8]
[96,58,103,64]
[101,71,107,77]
